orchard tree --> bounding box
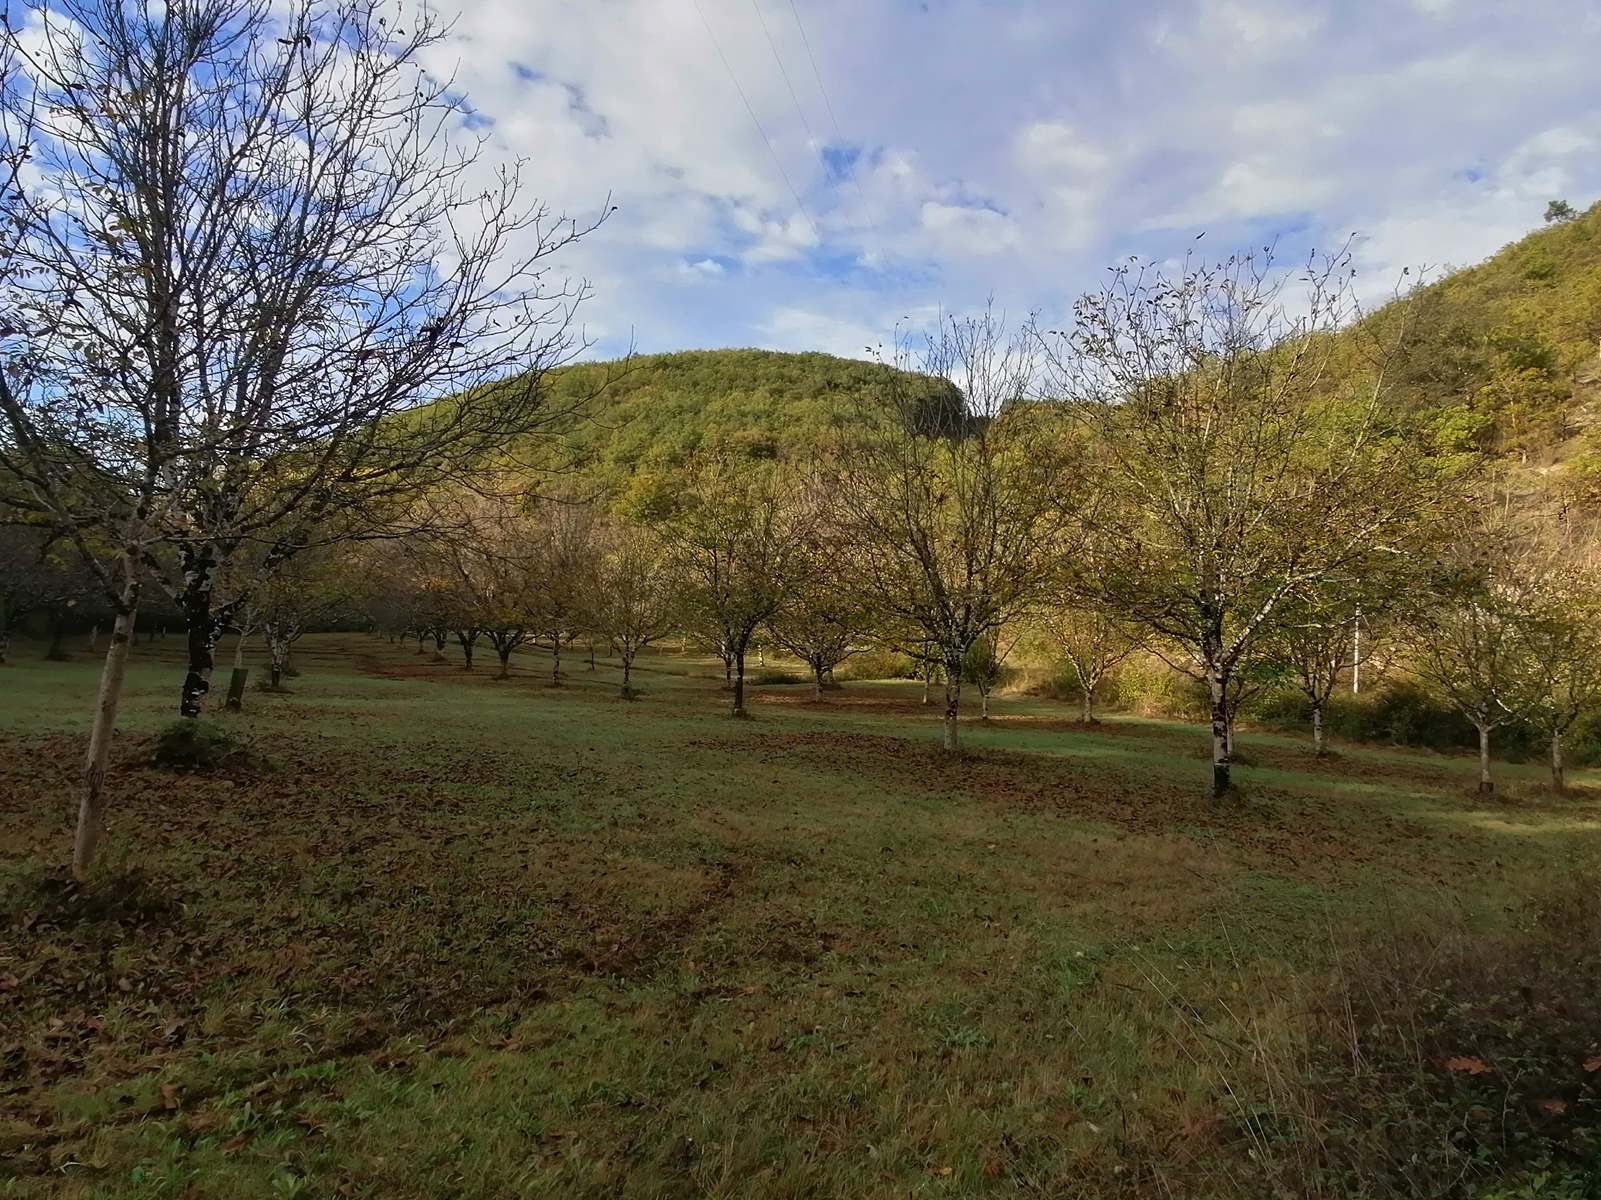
[843,307,1080,751]
[1040,605,1144,723]
[255,551,353,691]
[666,458,815,718]
[1515,526,1601,790]
[592,522,678,699]
[0,0,606,877]
[1040,248,1445,796]
[526,501,601,687]
[765,518,874,702]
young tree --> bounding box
[765,520,875,702]
[843,308,1080,751]
[526,501,601,688]
[1514,528,1601,791]
[666,459,815,718]
[255,552,352,691]
[0,0,604,877]
[1040,605,1144,723]
[1040,248,1444,796]
[964,624,1021,721]
[592,522,678,699]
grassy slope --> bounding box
[3,638,1599,1198]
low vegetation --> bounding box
[3,635,1599,1199]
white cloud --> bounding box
[398,0,1601,356]
[919,201,1022,256]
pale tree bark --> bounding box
[943,668,963,752]
[1551,729,1566,792]
[1311,702,1326,757]
[1476,724,1494,796]
[75,573,140,880]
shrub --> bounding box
[149,720,245,771]
[749,669,802,686]
[835,649,919,682]
[1190,879,1601,1198]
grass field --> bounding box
[3,634,1600,1198]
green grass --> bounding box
[2,634,1598,1198]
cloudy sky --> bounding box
[424,0,1601,361]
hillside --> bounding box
[1378,199,1601,482]
[520,348,954,513]
[504,204,1601,509]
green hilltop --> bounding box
[521,348,954,512]
[513,201,1601,506]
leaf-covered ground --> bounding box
[2,635,1598,1198]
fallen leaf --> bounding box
[1441,1055,1492,1076]
[0,974,18,992]
[220,1131,252,1154]
[1584,1056,1601,1073]
[1538,1098,1569,1115]
[934,1166,953,1177]
[159,1082,181,1110]
[982,1158,1004,1179]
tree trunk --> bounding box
[1312,702,1325,757]
[922,670,932,706]
[551,634,562,687]
[1551,727,1565,792]
[1477,724,1494,796]
[942,668,962,752]
[178,545,219,719]
[457,630,478,670]
[496,645,512,680]
[621,653,634,698]
[0,627,9,666]
[75,594,139,879]
[588,638,596,671]
[225,630,249,711]
[980,686,990,721]
[812,662,824,702]
[1081,687,1093,723]
[88,623,99,653]
[1208,667,1230,797]
[732,645,747,717]
[46,611,69,660]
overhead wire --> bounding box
[783,0,888,265]
[689,0,824,252]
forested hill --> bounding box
[513,202,1601,508]
[1375,199,1601,488]
[521,348,947,512]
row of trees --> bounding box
[2,0,1593,882]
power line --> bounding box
[690,0,823,252]
[783,0,887,267]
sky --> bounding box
[421,0,1601,362]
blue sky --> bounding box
[423,0,1601,361]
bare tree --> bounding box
[665,458,815,718]
[843,307,1079,751]
[765,509,874,702]
[255,550,352,690]
[1039,248,1444,796]
[592,522,678,699]
[0,0,606,876]
[1040,605,1144,723]
[526,501,601,688]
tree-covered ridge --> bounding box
[1377,198,1601,470]
[521,348,960,512]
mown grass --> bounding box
[2,634,1599,1198]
